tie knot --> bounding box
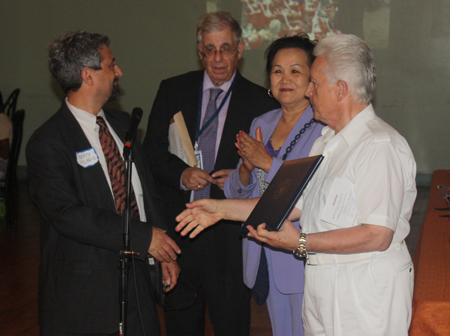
[209,88,222,102]
[96,116,107,128]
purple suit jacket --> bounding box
[224,106,324,293]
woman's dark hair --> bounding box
[265,33,316,78]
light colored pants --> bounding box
[303,242,414,336]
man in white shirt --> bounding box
[27,31,180,336]
[175,34,417,336]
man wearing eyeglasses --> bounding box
[143,11,279,336]
[28,31,181,336]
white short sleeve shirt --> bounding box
[296,104,417,244]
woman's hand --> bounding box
[238,157,254,187]
[236,127,273,173]
[241,156,255,173]
[175,199,225,238]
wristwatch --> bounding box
[293,232,307,258]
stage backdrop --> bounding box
[0,0,449,180]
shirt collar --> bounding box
[339,104,376,146]
[66,97,105,131]
[203,71,236,93]
[319,126,335,145]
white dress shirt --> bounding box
[66,99,147,222]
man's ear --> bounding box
[336,80,348,103]
[236,41,244,60]
[81,67,94,86]
[197,44,204,60]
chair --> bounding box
[2,89,20,118]
[1,109,25,229]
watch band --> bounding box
[293,232,307,258]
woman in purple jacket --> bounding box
[224,34,324,336]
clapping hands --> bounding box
[235,127,273,173]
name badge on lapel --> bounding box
[194,149,203,170]
[76,148,99,168]
[194,141,203,170]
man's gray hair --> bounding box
[197,11,242,45]
[314,34,376,104]
[48,31,110,93]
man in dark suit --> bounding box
[143,12,280,336]
[27,31,180,336]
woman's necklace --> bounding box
[257,117,316,196]
[281,118,316,160]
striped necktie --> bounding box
[97,116,140,220]
[194,88,222,200]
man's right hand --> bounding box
[182,167,216,190]
[148,227,181,263]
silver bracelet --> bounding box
[293,232,307,258]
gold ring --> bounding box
[197,184,202,190]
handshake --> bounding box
[175,197,302,253]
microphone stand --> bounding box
[119,139,139,336]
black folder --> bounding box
[241,155,324,234]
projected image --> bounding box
[241,0,342,49]
[205,0,390,50]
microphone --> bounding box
[125,107,143,144]
[123,107,143,158]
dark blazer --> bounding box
[27,103,164,335]
[143,70,280,308]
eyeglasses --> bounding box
[201,45,238,59]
